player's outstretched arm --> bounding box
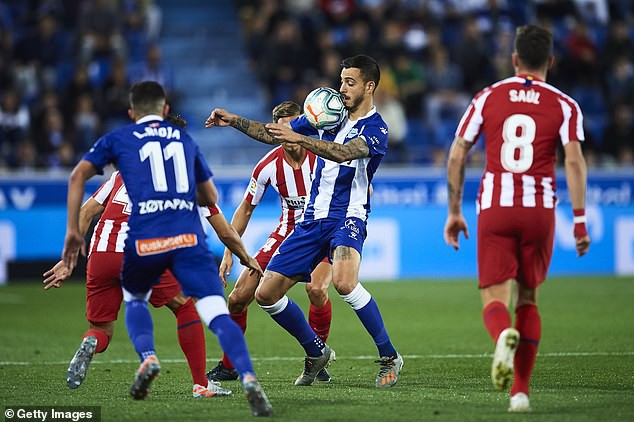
[207,212,263,284]
[444,136,472,250]
[63,160,97,271]
[44,197,105,290]
[197,179,218,207]
[205,108,281,145]
[564,141,590,256]
[219,199,257,279]
[266,122,369,162]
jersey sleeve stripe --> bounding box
[538,80,585,143]
[92,171,118,205]
[246,148,280,205]
[456,89,491,142]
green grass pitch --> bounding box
[1,277,633,421]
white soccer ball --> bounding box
[303,87,346,131]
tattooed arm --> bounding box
[265,122,369,163]
[205,108,281,145]
[443,136,473,250]
[446,136,472,215]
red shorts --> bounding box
[85,252,181,323]
[254,232,329,271]
[477,207,555,289]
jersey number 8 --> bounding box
[500,113,536,173]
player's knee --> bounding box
[306,283,329,307]
[332,278,357,296]
[254,284,281,306]
[227,292,247,314]
[516,286,537,307]
[166,293,189,312]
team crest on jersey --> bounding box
[347,128,359,139]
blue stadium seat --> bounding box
[572,86,607,145]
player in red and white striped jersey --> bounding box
[43,117,261,399]
[44,170,258,397]
[443,25,590,413]
[207,101,333,383]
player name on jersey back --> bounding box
[509,88,540,104]
[457,75,584,211]
[133,125,181,140]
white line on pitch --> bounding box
[1,351,633,366]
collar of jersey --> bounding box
[516,73,543,82]
[136,114,164,124]
[347,106,377,123]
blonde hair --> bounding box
[272,101,302,122]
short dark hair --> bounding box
[272,100,302,122]
[341,54,380,91]
[514,25,553,70]
[129,81,166,115]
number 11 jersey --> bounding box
[82,114,213,242]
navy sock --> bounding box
[124,299,155,361]
[270,298,325,356]
[209,314,254,379]
[355,298,397,358]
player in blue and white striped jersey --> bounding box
[206,55,403,388]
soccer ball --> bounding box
[303,87,346,131]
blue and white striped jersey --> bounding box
[290,106,388,222]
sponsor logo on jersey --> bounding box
[284,195,306,210]
[138,198,195,214]
[136,233,197,256]
[133,126,181,140]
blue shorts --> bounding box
[121,235,223,299]
[267,217,366,282]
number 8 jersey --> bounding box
[82,114,213,242]
[456,74,584,213]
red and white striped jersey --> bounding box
[244,146,317,237]
[89,171,221,255]
[89,171,130,255]
[456,75,584,212]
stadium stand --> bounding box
[0,0,632,170]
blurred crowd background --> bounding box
[0,0,633,172]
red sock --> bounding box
[511,304,541,397]
[222,309,248,370]
[308,299,332,343]
[84,329,110,354]
[482,301,512,343]
[173,298,207,386]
